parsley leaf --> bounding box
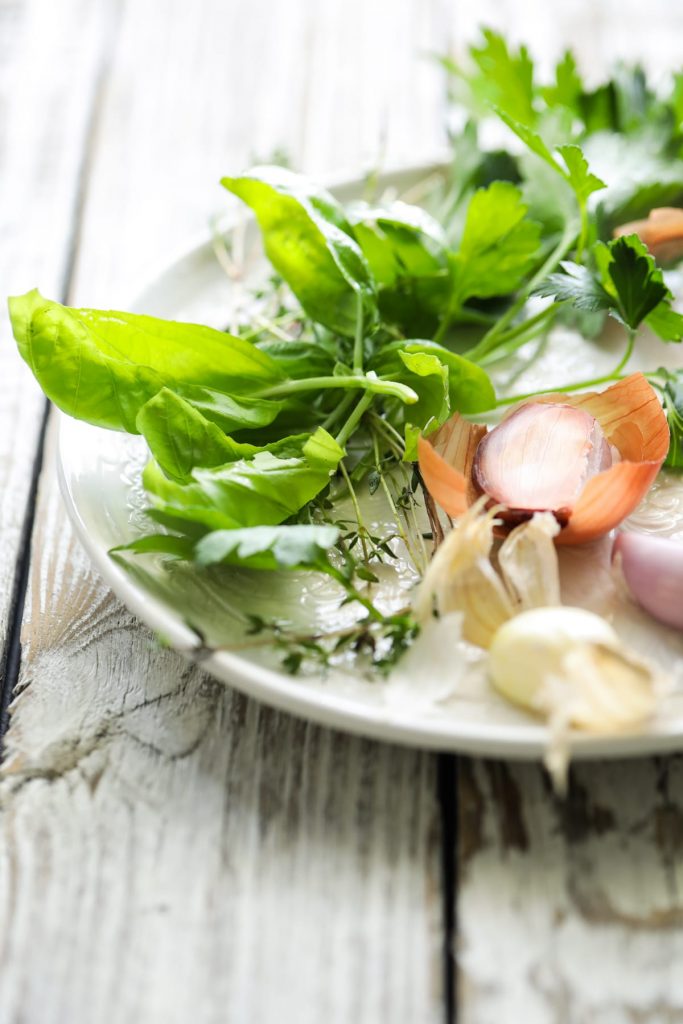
[556,144,607,203]
[535,262,613,311]
[537,236,670,332]
[605,235,668,329]
[469,29,536,124]
[449,181,542,307]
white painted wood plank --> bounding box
[0,0,113,656]
[0,1,452,1021]
[458,759,683,1023]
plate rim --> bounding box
[56,160,683,761]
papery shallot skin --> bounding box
[418,374,670,546]
[614,532,683,630]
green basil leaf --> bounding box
[143,427,343,532]
[222,166,377,336]
[8,289,282,433]
[111,534,196,560]
[348,200,447,285]
[255,338,336,379]
[370,340,495,416]
[137,389,262,483]
[195,524,339,570]
[176,385,284,433]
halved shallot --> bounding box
[418,373,669,545]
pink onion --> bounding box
[613,532,683,630]
[473,402,614,520]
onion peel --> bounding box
[417,373,669,545]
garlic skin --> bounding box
[413,501,560,648]
[489,606,658,731]
[614,532,683,630]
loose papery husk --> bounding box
[538,642,666,793]
[413,500,562,647]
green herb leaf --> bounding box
[537,236,671,331]
[469,30,536,124]
[541,51,583,111]
[645,303,683,343]
[663,374,683,468]
[604,235,668,329]
[556,144,607,203]
[8,289,282,432]
[449,181,542,308]
[137,389,262,483]
[195,523,340,570]
[535,262,614,311]
[370,340,495,416]
[176,385,285,434]
[143,426,344,533]
[222,166,377,336]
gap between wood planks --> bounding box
[438,754,459,1024]
[0,0,122,751]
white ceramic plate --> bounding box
[58,163,683,760]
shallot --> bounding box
[614,531,683,630]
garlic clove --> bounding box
[613,531,683,630]
[489,606,617,711]
[489,605,659,731]
[472,402,613,516]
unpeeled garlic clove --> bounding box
[489,606,658,731]
[613,531,683,630]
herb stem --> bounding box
[369,411,405,456]
[339,459,370,565]
[320,391,356,432]
[494,329,636,407]
[353,292,364,371]
[336,391,374,448]
[371,429,422,573]
[465,305,556,364]
[258,373,417,404]
[467,220,577,362]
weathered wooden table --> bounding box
[1,2,682,1021]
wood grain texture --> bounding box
[0,1,454,1021]
[457,759,683,1023]
[0,0,113,663]
[450,7,683,1022]
[1,432,442,1024]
